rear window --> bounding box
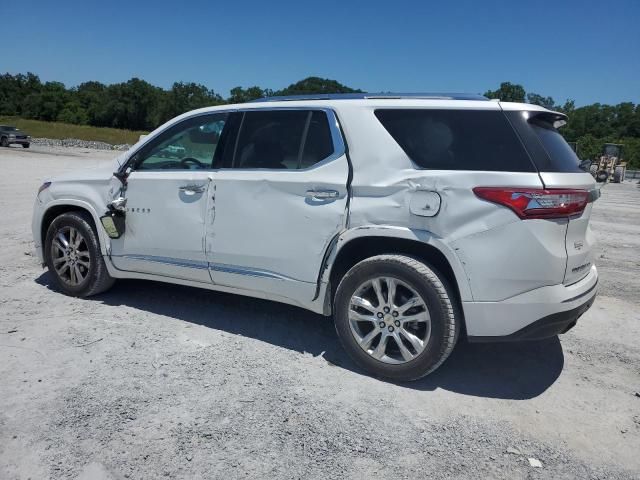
[374,109,535,172]
[505,111,582,173]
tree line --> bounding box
[0,73,359,131]
[484,82,640,167]
[1,73,638,167]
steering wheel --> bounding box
[180,157,206,169]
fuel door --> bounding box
[409,190,441,217]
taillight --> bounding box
[473,187,589,219]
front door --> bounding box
[207,109,350,302]
[109,112,228,283]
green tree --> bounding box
[22,81,68,121]
[228,86,267,104]
[526,93,556,109]
[276,77,362,96]
[484,82,526,102]
[57,100,88,124]
[156,82,224,124]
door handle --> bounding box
[306,189,339,200]
[179,184,206,195]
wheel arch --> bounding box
[40,200,108,256]
[323,227,472,325]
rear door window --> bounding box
[375,109,535,172]
[230,110,335,170]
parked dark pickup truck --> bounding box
[0,125,31,148]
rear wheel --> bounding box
[44,211,115,297]
[589,164,598,177]
[22,143,30,149]
[334,255,459,381]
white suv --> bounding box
[32,94,599,380]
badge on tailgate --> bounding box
[409,191,441,217]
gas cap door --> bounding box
[409,190,441,217]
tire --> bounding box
[44,211,115,297]
[596,170,609,182]
[22,143,30,149]
[0,137,8,147]
[334,255,459,381]
[589,164,598,177]
[613,166,624,183]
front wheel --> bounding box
[44,211,115,297]
[334,255,459,381]
[0,137,8,147]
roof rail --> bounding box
[250,93,488,102]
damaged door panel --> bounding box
[109,171,212,282]
[207,108,349,304]
[208,160,349,303]
[348,169,569,301]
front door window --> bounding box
[135,113,228,171]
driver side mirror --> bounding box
[100,197,127,239]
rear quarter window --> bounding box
[505,111,582,173]
[374,109,535,172]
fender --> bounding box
[315,224,474,315]
[39,198,112,256]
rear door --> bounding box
[505,109,598,285]
[207,108,349,302]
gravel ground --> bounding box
[1,144,639,479]
[30,138,132,151]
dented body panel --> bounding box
[208,157,349,301]
[32,97,599,338]
[109,171,213,283]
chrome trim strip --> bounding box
[208,262,301,282]
[117,255,303,282]
[120,254,209,270]
[121,107,346,174]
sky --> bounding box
[4,0,639,106]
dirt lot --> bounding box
[1,145,639,479]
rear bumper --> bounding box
[464,265,598,341]
[468,292,595,342]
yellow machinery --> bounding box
[590,143,626,183]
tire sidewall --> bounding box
[44,212,102,296]
[334,258,453,380]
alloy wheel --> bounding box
[348,276,431,364]
[51,226,91,286]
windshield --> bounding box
[1,126,18,131]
